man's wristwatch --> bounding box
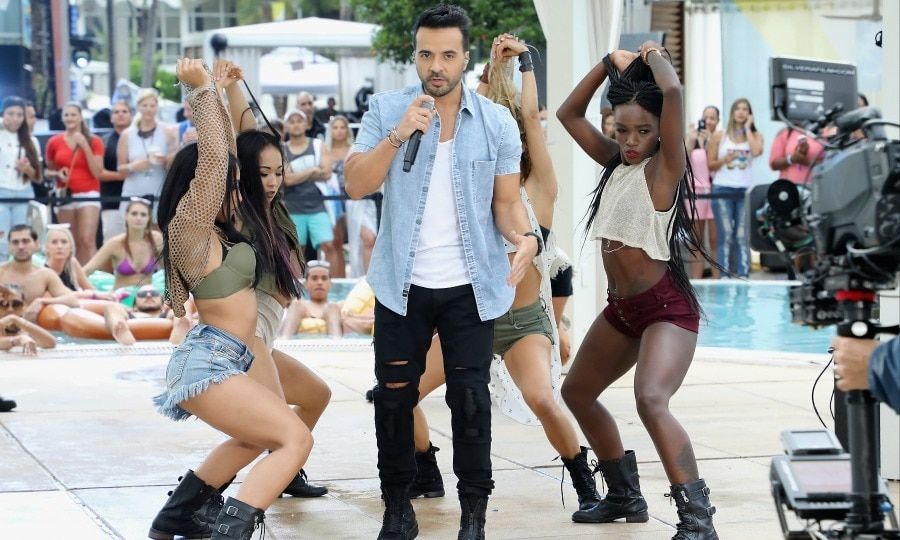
[522,231,543,256]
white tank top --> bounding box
[122,124,170,200]
[713,133,754,188]
[410,139,470,288]
[591,158,676,261]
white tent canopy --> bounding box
[182,17,414,109]
[259,47,338,95]
[183,17,379,50]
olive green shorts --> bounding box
[493,299,554,357]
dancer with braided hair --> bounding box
[557,43,719,539]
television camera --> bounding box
[755,57,900,539]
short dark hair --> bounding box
[413,4,471,51]
[9,224,37,241]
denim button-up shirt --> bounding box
[351,84,522,321]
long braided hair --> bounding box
[584,55,721,312]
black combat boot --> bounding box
[409,443,445,499]
[457,495,488,540]
[571,450,649,524]
[378,484,418,539]
[669,478,718,540]
[281,469,328,497]
[148,470,217,540]
[210,497,265,540]
[561,446,602,510]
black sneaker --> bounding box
[0,396,16,412]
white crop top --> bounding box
[591,158,676,261]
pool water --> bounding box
[695,281,834,354]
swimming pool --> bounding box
[694,280,833,354]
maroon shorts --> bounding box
[602,271,700,338]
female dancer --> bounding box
[217,60,331,498]
[707,98,763,278]
[0,97,42,261]
[83,197,162,290]
[148,58,312,540]
[409,34,601,516]
[686,106,720,279]
[45,102,104,263]
[557,44,719,539]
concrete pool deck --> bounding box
[1,340,898,539]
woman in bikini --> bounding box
[82,197,162,291]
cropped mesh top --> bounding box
[591,158,677,261]
[163,79,239,316]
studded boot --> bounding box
[210,497,265,540]
[668,478,718,540]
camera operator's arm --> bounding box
[832,336,900,413]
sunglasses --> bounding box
[130,196,152,206]
[307,260,331,269]
[47,223,71,230]
[136,290,162,299]
[0,299,24,309]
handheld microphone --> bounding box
[403,100,435,173]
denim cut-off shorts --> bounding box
[153,323,254,421]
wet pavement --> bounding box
[1,340,897,539]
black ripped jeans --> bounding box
[373,284,495,497]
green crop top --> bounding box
[191,241,256,299]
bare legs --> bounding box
[413,334,581,459]
[561,315,702,484]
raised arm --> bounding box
[171,59,234,230]
[747,120,764,157]
[640,42,686,203]
[557,53,629,166]
[214,59,256,134]
[345,95,435,199]
[492,35,557,206]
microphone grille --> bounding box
[422,100,435,112]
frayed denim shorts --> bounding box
[153,323,254,421]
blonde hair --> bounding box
[45,227,78,287]
[486,61,530,181]
[133,89,160,127]
[325,115,354,152]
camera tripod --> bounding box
[818,293,898,539]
